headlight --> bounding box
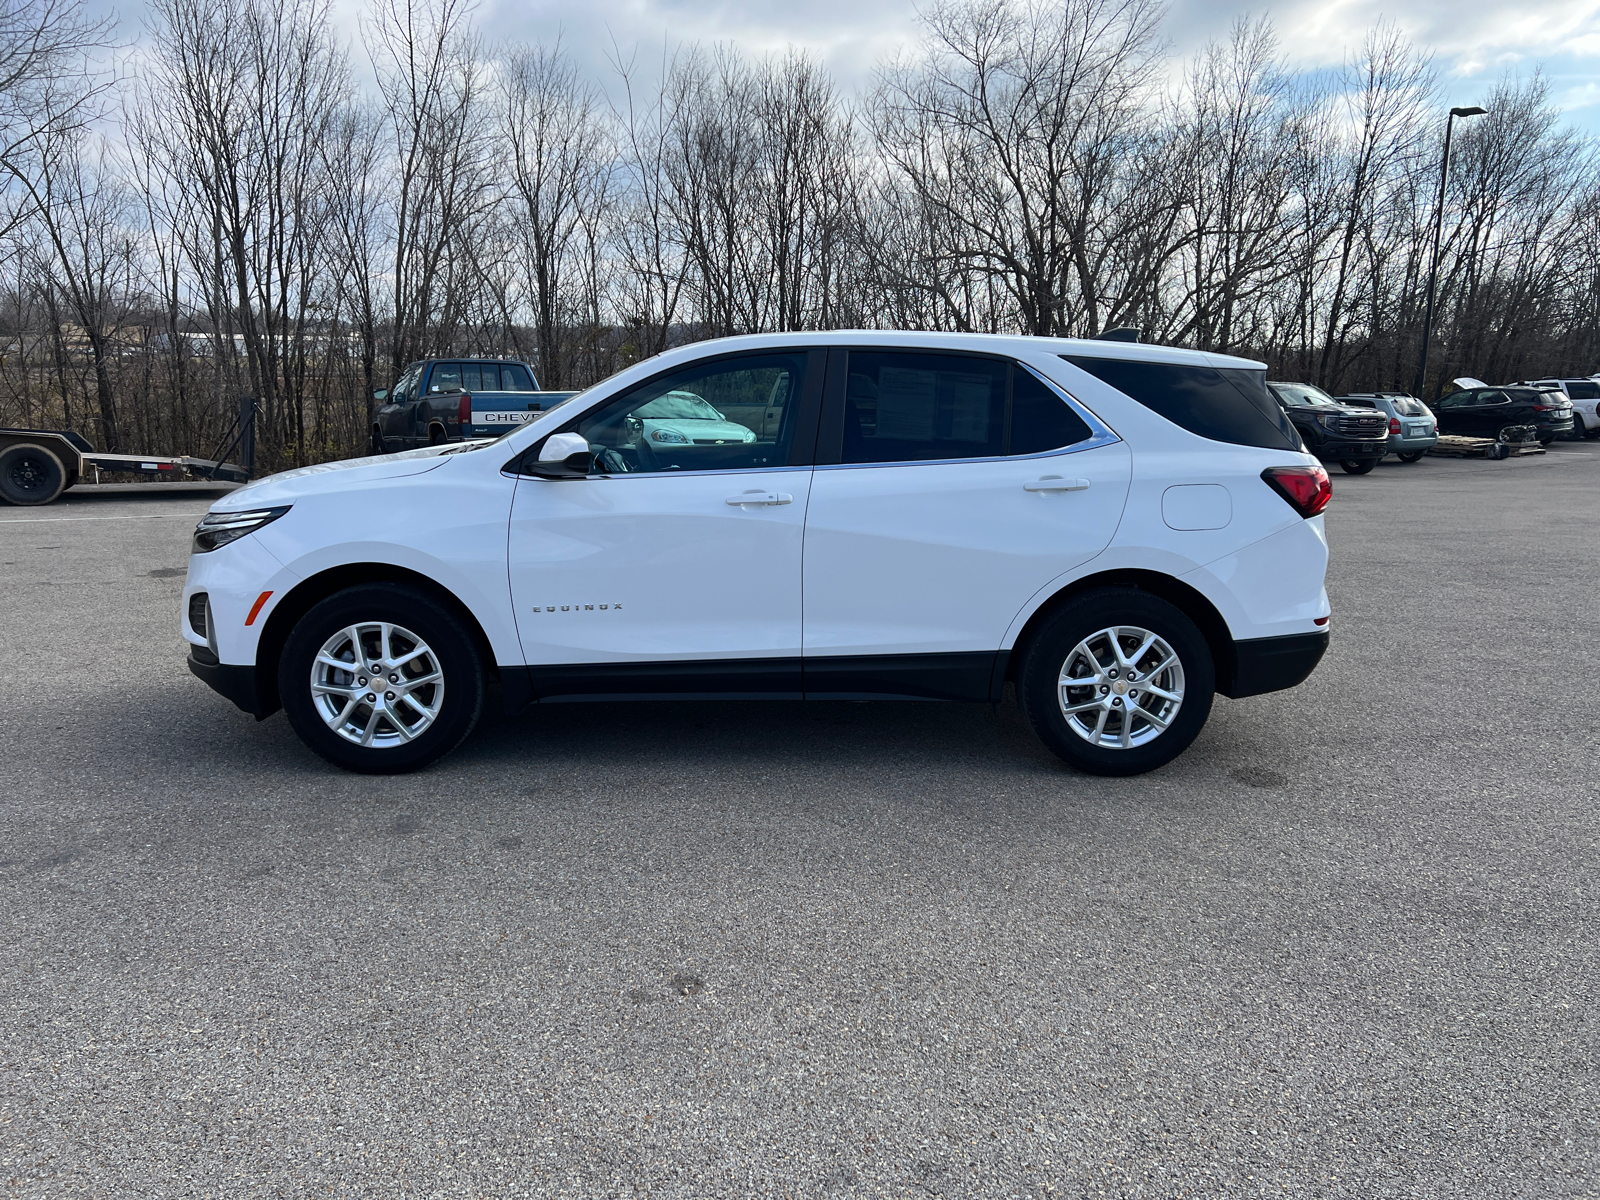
[742,430,756,442]
[193,505,291,553]
[650,429,688,444]
[1316,413,1343,429]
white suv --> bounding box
[182,333,1332,776]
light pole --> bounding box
[1412,105,1487,400]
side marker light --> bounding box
[245,591,273,626]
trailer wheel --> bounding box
[0,443,68,505]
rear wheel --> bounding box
[1340,458,1377,475]
[0,443,68,505]
[1396,450,1425,463]
[280,583,486,773]
[428,426,447,446]
[1018,589,1215,777]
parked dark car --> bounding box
[1267,381,1389,474]
[372,359,577,452]
[1518,378,1600,438]
[1431,385,1574,445]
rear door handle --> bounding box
[726,491,793,506]
[1023,477,1090,493]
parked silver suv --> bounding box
[1337,392,1438,462]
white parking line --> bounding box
[0,512,210,524]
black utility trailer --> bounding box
[0,428,250,506]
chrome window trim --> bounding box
[818,358,1121,471]
[510,462,813,482]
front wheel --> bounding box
[280,583,486,773]
[1397,450,1426,463]
[369,426,385,455]
[1340,458,1378,475]
[1018,589,1215,777]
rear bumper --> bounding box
[1222,631,1329,699]
[188,646,270,718]
[1387,433,1437,452]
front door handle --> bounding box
[1023,476,1090,493]
[726,491,793,506]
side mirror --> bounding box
[526,432,593,479]
[373,389,389,402]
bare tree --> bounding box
[871,0,1165,336]
[498,40,611,387]
[369,0,494,375]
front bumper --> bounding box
[1314,440,1387,461]
[188,646,270,719]
[1221,630,1329,698]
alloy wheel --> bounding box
[1057,625,1185,750]
[310,621,445,747]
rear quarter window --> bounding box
[1064,357,1300,451]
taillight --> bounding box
[458,392,472,425]
[1388,417,1401,434]
[1262,465,1332,519]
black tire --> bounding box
[1396,450,1425,463]
[279,583,486,774]
[1538,436,1555,447]
[428,426,447,446]
[369,426,385,455]
[1018,588,1215,777]
[1340,458,1377,475]
[0,443,68,505]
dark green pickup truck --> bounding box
[371,358,578,452]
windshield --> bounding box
[1270,382,1340,406]
[633,390,724,421]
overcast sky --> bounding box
[99,0,1600,129]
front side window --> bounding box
[566,352,810,474]
[837,353,1091,465]
[1067,356,1299,451]
[390,366,420,405]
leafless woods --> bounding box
[2,0,1596,465]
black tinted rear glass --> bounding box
[1564,381,1600,399]
[1010,370,1092,454]
[1065,357,1299,451]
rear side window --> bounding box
[843,352,1006,462]
[1010,369,1092,454]
[837,352,1092,464]
[1064,356,1299,451]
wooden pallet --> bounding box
[1427,435,1544,459]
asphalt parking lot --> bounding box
[2,447,1596,1199]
